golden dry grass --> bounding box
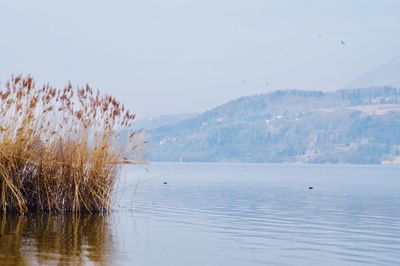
[0,75,142,213]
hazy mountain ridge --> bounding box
[134,113,195,130]
[343,55,400,89]
[146,86,400,164]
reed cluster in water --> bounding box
[0,75,142,213]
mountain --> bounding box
[134,113,195,130]
[145,87,400,164]
[343,55,400,89]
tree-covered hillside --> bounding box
[146,86,400,164]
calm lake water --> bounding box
[1,163,400,265]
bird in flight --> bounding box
[341,40,346,45]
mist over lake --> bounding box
[2,163,400,265]
[2,0,400,265]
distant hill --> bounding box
[145,86,400,164]
[344,55,400,89]
[134,113,195,130]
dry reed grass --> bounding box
[0,75,142,213]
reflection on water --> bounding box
[0,213,113,265]
[1,163,400,266]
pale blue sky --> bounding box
[1,0,400,116]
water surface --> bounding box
[1,163,400,265]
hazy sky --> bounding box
[1,0,400,117]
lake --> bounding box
[1,163,400,265]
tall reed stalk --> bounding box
[0,75,142,213]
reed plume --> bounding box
[0,75,142,213]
